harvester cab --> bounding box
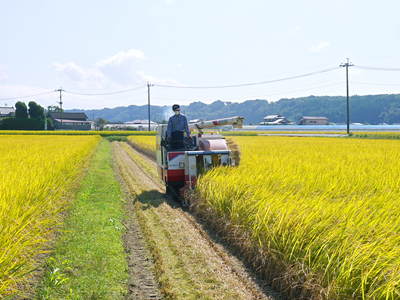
[156,116,244,200]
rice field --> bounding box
[0,135,99,295]
[127,135,156,159]
[222,130,346,136]
[351,132,400,139]
[196,136,400,299]
[0,130,156,136]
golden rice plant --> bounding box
[127,136,156,159]
[352,131,400,139]
[0,130,155,136]
[223,130,346,136]
[196,136,400,299]
[0,135,99,296]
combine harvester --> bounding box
[156,116,244,202]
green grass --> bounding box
[36,139,128,299]
[104,135,128,142]
[350,132,400,140]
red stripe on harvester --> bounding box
[167,169,185,182]
[168,152,184,160]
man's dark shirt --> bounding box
[166,114,190,138]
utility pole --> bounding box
[147,82,153,131]
[340,59,354,134]
[55,88,64,129]
[43,108,47,130]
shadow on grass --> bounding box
[136,189,186,210]
[136,190,165,209]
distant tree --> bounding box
[94,118,107,130]
[379,102,400,124]
[28,101,44,119]
[0,117,43,130]
[15,101,28,118]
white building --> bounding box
[298,116,329,125]
[259,114,290,125]
[0,107,15,118]
[104,120,158,131]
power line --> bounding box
[352,81,400,86]
[64,84,146,96]
[0,90,54,101]
[153,66,340,89]
[150,81,343,102]
[354,65,400,71]
[260,81,344,98]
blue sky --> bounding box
[1,0,400,109]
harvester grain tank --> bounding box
[156,116,244,201]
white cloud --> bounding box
[53,48,176,88]
[95,49,146,85]
[0,85,55,107]
[96,49,145,67]
[53,49,146,87]
[137,71,179,85]
[53,62,105,83]
[309,41,331,53]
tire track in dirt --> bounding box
[113,145,162,300]
[113,142,281,300]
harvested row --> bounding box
[196,136,400,299]
[0,135,100,296]
[113,141,275,300]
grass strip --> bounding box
[36,139,128,299]
[350,133,400,140]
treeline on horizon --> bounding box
[75,94,400,125]
[0,101,52,130]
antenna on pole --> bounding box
[340,58,354,135]
[55,88,64,129]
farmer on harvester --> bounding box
[166,104,190,150]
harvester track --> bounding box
[113,141,279,300]
[113,145,162,300]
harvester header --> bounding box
[189,116,244,132]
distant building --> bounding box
[49,112,92,130]
[0,107,15,118]
[104,120,158,131]
[298,116,329,125]
[189,119,203,124]
[259,114,290,125]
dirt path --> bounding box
[113,142,280,300]
[113,146,162,300]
